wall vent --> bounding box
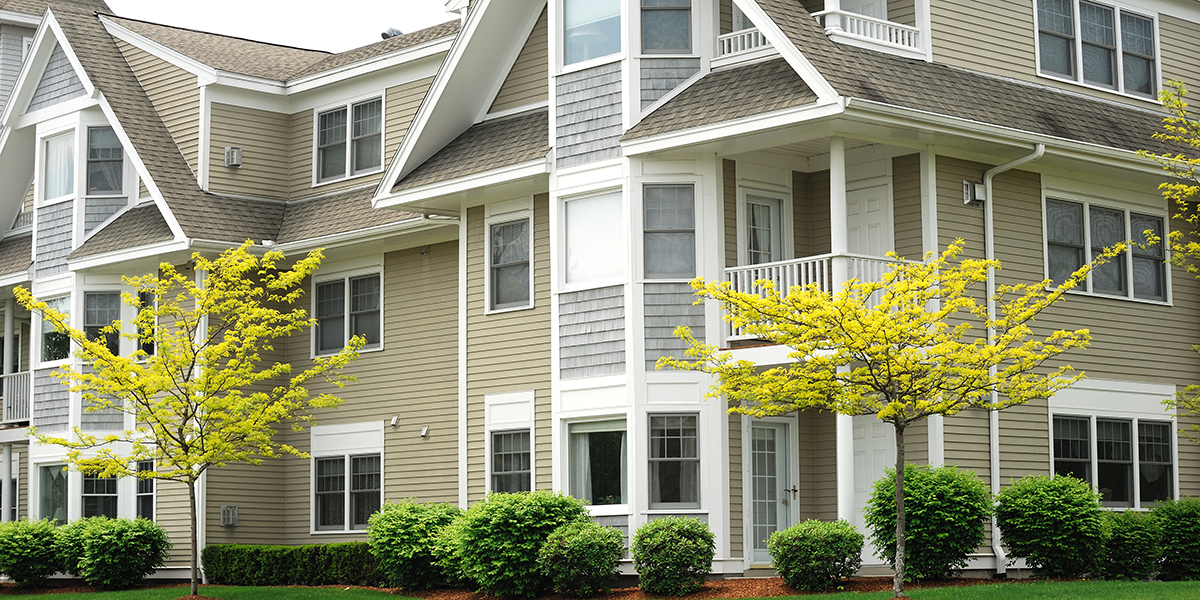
[224,147,242,168]
[220,504,239,526]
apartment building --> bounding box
[0,0,1196,578]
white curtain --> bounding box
[565,192,623,283]
[44,134,74,200]
[619,430,627,504]
[570,431,591,502]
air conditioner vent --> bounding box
[220,504,239,526]
[224,147,242,168]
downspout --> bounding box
[982,143,1045,577]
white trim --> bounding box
[309,421,385,535]
[621,99,844,156]
[483,101,550,122]
[562,413,630,514]
[310,262,385,359]
[735,185,792,266]
[374,158,551,210]
[0,9,40,26]
[457,214,469,508]
[198,85,211,190]
[484,208,535,314]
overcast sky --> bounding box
[103,0,459,53]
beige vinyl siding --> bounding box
[728,412,742,558]
[157,479,193,566]
[208,103,289,199]
[19,322,28,375]
[384,77,434,165]
[16,441,26,520]
[798,410,837,522]
[1159,15,1200,94]
[1179,408,1200,497]
[998,400,1049,482]
[139,179,149,200]
[719,0,732,34]
[274,241,460,543]
[906,420,928,465]
[723,159,736,267]
[489,8,548,114]
[23,183,32,213]
[892,154,923,260]
[205,461,286,546]
[115,40,199,175]
[288,110,315,197]
[887,0,916,27]
[792,171,810,259]
[795,170,831,257]
[465,196,552,502]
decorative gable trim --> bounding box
[0,11,95,127]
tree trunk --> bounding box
[188,480,199,597]
[893,424,906,598]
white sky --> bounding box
[102,0,459,54]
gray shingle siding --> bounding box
[0,25,35,115]
[80,367,122,430]
[560,285,625,379]
[28,43,86,113]
[640,58,700,109]
[644,282,704,370]
[32,368,68,432]
[36,201,73,278]
[555,62,622,168]
[84,198,125,233]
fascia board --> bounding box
[374,158,549,210]
[621,99,844,156]
[285,37,454,93]
[733,0,839,101]
[273,216,455,253]
[0,268,30,291]
[211,71,286,94]
[100,16,218,83]
[0,9,39,27]
[68,238,191,271]
[12,95,96,128]
[0,12,71,128]
[42,12,96,98]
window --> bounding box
[564,192,624,284]
[39,464,67,525]
[644,185,695,279]
[564,0,621,65]
[86,127,123,195]
[1036,0,1157,97]
[41,297,70,362]
[490,219,531,310]
[82,472,117,518]
[744,193,782,265]
[1044,198,1165,301]
[649,414,699,508]
[137,291,155,356]
[43,132,74,201]
[491,430,531,492]
[642,0,691,54]
[569,420,626,506]
[84,292,121,356]
[316,98,382,182]
[1052,415,1173,507]
[136,460,154,520]
[315,274,381,355]
[315,454,381,531]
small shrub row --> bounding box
[201,541,381,586]
[0,517,169,588]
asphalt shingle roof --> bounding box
[0,0,107,16]
[287,21,461,80]
[277,187,422,243]
[392,109,550,192]
[69,203,173,259]
[0,234,31,276]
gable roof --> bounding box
[0,234,31,276]
[69,203,172,259]
[0,0,108,16]
[287,20,461,80]
[276,187,422,244]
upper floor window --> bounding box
[1036,0,1157,98]
[564,0,621,65]
[490,219,532,311]
[41,297,70,363]
[43,132,74,201]
[642,0,691,54]
[84,292,121,356]
[644,184,695,279]
[564,192,624,284]
[1044,198,1165,301]
[86,127,123,195]
[315,274,382,356]
[316,98,382,183]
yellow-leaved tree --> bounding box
[15,242,363,596]
[659,239,1119,598]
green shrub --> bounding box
[201,542,382,586]
[431,514,469,588]
[455,491,589,598]
[537,520,625,597]
[70,518,170,588]
[0,518,63,586]
[768,520,862,592]
[1153,497,1200,580]
[631,517,714,596]
[367,500,463,589]
[864,464,991,580]
[56,517,101,577]
[995,475,1105,578]
[1099,510,1161,581]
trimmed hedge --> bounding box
[537,520,625,597]
[1153,497,1200,581]
[631,517,715,596]
[768,520,862,592]
[63,518,170,588]
[367,500,463,589]
[0,519,62,586]
[1099,510,1161,581]
[202,542,382,586]
[995,475,1105,578]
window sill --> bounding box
[558,54,623,77]
[35,359,70,370]
[557,278,627,295]
[1035,71,1161,106]
[587,504,630,517]
[312,167,384,190]
[312,345,384,360]
[644,508,706,514]
[1062,288,1171,307]
[485,303,535,316]
[38,195,75,208]
[309,529,368,536]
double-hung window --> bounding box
[82,472,117,518]
[1044,198,1165,301]
[649,414,699,508]
[86,127,123,195]
[84,292,121,356]
[315,454,381,531]
[642,0,691,54]
[41,297,70,363]
[315,274,381,355]
[1053,415,1173,507]
[564,0,621,65]
[491,430,531,492]
[569,420,627,506]
[644,185,695,279]
[564,192,624,284]
[39,464,67,525]
[490,219,531,310]
[136,460,155,520]
[316,98,383,183]
[43,132,74,201]
[1036,0,1157,97]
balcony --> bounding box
[812,10,924,60]
[1,371,29,424]
[714,27,775,67]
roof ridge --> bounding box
[102,12,332,55]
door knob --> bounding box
[784,485,798,500]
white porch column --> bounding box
[4,297,13,375]
[824,0,844,32]
[829,136,856,521]
[2,443,11,522]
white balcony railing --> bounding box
[717,27,772,57]
[724,253,900,340]
[812,10,922,57]
[1,371,30,423]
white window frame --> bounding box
[1032,0,1162,101]
[485,205,535,315]
[80,471,118,518]
[559,188,627,293]
[647,412,701,510]
[311,267,384,358]
[38,127,77,206]
[566,416,629,515]
[37,295,71,368]
[558,0,625,73]
[21,37,32,64]
[310,421,384,534]
[1040,193,1171,304]
[484,390,535,493]
[83,290,123,357]
[310,93,386,187]
[135,460,155,521]
[36,462,68,525]
[640,182,698,282]
[736,186,793,266]
[639,0,696,55]
[1051,414,1175,509]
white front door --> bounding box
[851,415,895,564]
[744,194,782,265]
[845,182,892,257]
[840,0,887,19]
[750,422,793,564]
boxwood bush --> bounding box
[768,520,862,592]
[202,541,382,586]
[537,520,625,597]
[0,518,62,586]
[864,464,991,580]
[367,500,463,589]
[454,491,589,598]
[995,475,1105,578]
[1153,497,1200,580]
[61,518,170,588]
[631,517,714,596]
[1099,510,1161,581]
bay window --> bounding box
[86,127,123,195]
[84,292,121,356]
[644,185,695,279]
[1044,198,1165,301]
[39,464,67,525]
[82,472,117,518]
[1052,415,1174,507]
[564,0,621,65]
[41,296,70,362]
[1036,0,1157,98]
[43,132,74,201]
[642,0,691,54]
[564,192,624,284]
[569,420,626,506]
[649,414,699,508]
